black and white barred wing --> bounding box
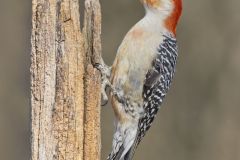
[140,34,178,139]
[125,34,178,160]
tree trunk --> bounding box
[30,0,101,160]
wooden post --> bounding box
[30,0,101,159]
[83,0,102,160]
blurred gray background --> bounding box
[0,0,240,159]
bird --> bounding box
[96,0,182,159]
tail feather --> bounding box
[108,145,136,160]
[108,122,139,160]
[107,144,124,160]
[111,145,125,160]
[123,132,140,160]
[108,136,140,160]
[123,146,135,160]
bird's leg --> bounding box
[94,59,111,106]
[94,59,124,105]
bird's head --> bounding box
[141,0,182,35]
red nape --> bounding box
[165,0,182,36]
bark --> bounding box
[30,0,101,160]
[83,0,102,160]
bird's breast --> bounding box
[111,27,164,100]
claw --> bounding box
[94,62,111,78]
[94,60,123,105]
[94,61,112,106]
[93,63,102,71]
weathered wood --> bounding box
[30,0,101,159]
[83,0,102,160]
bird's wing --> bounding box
[124,34,178,160]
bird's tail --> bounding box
[107,145,124,160]
[107,144,137,160]
[107,131,140,160]
[123,132,141,160]
[123,146,136,160]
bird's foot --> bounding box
[94,62,112,106]
[94,62,123,105]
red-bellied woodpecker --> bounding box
[96,0,182,159]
